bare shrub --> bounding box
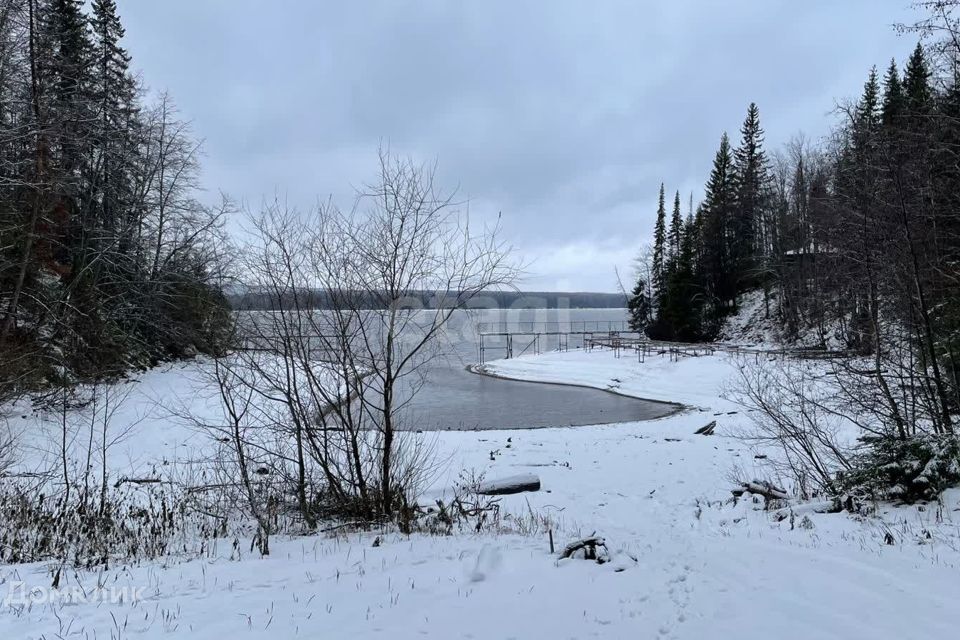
[195,149,517,532]
[0,419,16,478]
[0,480,223,572]
[729,356,853,497]
[731,348,960,504]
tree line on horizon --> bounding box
[231,288,626,311]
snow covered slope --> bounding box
[2,349,959,639]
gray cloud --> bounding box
[119,0,917,291]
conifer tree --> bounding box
[881,58,905,127]
[700,132,737,323]
[904,43,932,116]
[91,0,138,236]
[668,189,682,262]
[43,0,94,183]
[654,212,703,342]
[843,67,881,198]
[627,277,651,333]
[732,102,768,291]
[651,182,667,302]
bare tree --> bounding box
[200,150,517,527]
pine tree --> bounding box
[881,58,904,127]
[654,213,703,342]
[856,67,881,135]
[904,43,932,116]
[91,0,138,235]
[652,182,667,302]
[43,0,94,181]
[700,132,737,325]
[91,0,134,123]
[39,0,95,277]
[844,67,881,196]
[732,102,768,292]
[668,190,683,262]
[627,277,651,333]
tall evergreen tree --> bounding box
[651,182,667,301]
[668,189,683,262]
[43,0,94,185]
[39,0,95,282]
[653,212,703,342]
[904,43,932,116]
[700,132,738,323]
[881,58,905,127]
[732,102,768,291]
[90,0,138,236]
[627,277,651,333]
[842,67,881,199]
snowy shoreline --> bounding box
[3,348,960,639]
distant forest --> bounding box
[229,289,627,311]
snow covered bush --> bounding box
[839,435,960,503]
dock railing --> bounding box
[476,320,855,364]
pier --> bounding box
[476,319,641,363]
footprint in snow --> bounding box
[468,544,502,582]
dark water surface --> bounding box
[405,364,677,431]
[401,308,678,431]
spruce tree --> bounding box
[700,132,737,325]
[40,0,95,257]
[845,67,881,193]
[732,102,768,292]
[881,58,904,127]
[655,213,703,342]
[627,277,651,333]
[91,0,138,234]
[668,190,683,263]
[652,182,667,302]
[904,43,932,116]
[43,0,94,180]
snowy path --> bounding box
[2,349,960,638]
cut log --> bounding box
[731,480,789,501]
[694,420,717,435]
[773,500,839,522]
[559,535,609,563]
[477,473,541,496]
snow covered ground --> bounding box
[2,348,960,639]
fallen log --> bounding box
[731,480,789,501]
[773,500,839,522]
[694,420,716,435]
[477,473,541,496]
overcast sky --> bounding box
[117,1,918,292]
